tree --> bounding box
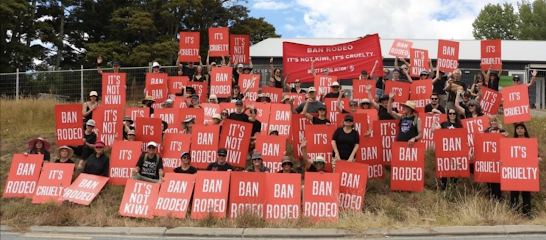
[231,17,281,44]
[518,0,546,40]
[472,3,519,40]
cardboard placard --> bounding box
[109,140,143,185]
[101,73,126,106]
[3,154,42,198]
[357,136,384,179]
[372,120,398,165]
[179,107,204,126]
[324,98,348,125]
[210,67,232,98]
[208,27,230,57]
[480,40,502,70]
[93,105,124,146]
[55,104,84,146]
[462,115,489,163]
[260,87,283,103]
[178,31,200,63]
[154,173,196,218]
[191,171,231,219]
[145,73,168,107]
[384,81,411,112]
[202,103,221,125]
[291,114,312,158]
[409,80,433,113]
[238,74,260,102]
[125,108,149,123]
[135,117,163,151]
[229,172,266,219]
[352,80,375,103]
[167,76,188,99]
[335,113,368,136]
[434,129,470,178]
[302,172,340,222]
[230,35,250,64]
[264,173,301,221]
[155,108,182,134]
[32,162,74,204]
[335,161,368,211]
[218,119,252,168]
[252,102,271,134]
[479,87,501,116]
[409,48,429,77]
[284,93,306,108]
[419,114,447,150]
[500,138,539,192]
[161,133,191,172]
[390,142,425,192]
[119,179,160,218]
[473,133,503,183]
[437,40,459,73]
[502,85,531,124]
[389,39,413,58]
[188,81,208,103]
[61,173,109,205]
[304,124,336,172]
[268,104,292,136]
[255,135,287,173]
[314,75,338,97]
[191,124,220,169]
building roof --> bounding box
[250,38,546,62]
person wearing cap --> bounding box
[72,119,98,165]
[81,141,109,177]
[208,94,218,104]
[206,148,234,171]
[121,116,135,140]
[24,137,51,162]
[419,70,430,80]
[142,96,156,117]
[256,93,271,103]
[424,93,446,114]
[300,139,327,172]
[96,56,121,74]
[245,152,270,172]
[161,99,174,108]
[512,70,537,88]
[54,145,75,164]
[227,76,257,102]
[132,141,164,183]
[358,60,378,80]
[278,156,297,173]
[332,115,360,162]
[432,64,448,107]
[394,57,413,83]
[270,57,287,88]
[286,79,306,93]
[387,90,422,146]
[174,152,197,174]
[269,129,279,136]
[184,94,202,108]
[444,69,467,109]
[151,62,162,73]
[83,90,99,127]
[126,130,136,141]
[229,100,262,137]
[294,86,326,114]
[323,81,345,99]
[302,97,330,125]
[280,95,294,105]
[481,63,500,91]
[211,113,223,125]
[181,117,196,134]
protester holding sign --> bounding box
[394,57,413,82]
[96,57,121,74]
[431,67,448,107]
[432,108,464,190]
[455,90,484,119]
[287,79,306,94]
[387,93,422,145]
[512,70,537,88]
[121,116,135,140]
[470,73,486,98]
[482,64,500,91]
[54,145,75,164]
[375,69,390,100]
[482,115,508,201]
[125,130,136,141]
[269,58,286,89]
[24,137,51,162]
[302,99,330,125]
[331,115,360,162]
[278,156,297,173]
[173,152,197,174]
[206,148,234,171]
[82,91,99,127]
[142,96,155,117]
[81,141,109,177]
[294,87,325,114]
[184,94,202,108]
[424,94,445,114]
[323,82,344,99]
[72,120,97,167]
[226,79,256,102]
[245,153,270,172]
[132,141,164,183]
[301,139,327,173]
[369,92,398,120]
[444,70,467,109]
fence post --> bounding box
[81,65,84,102]
[16,68,19,100]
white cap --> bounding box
[86,119,96,127]
[237,64,244,68]
[152,62,161,68]
[331,82,340,87]
[147,141,158,148]
[210,61,217,66]
[89,91,98,97]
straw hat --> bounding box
[28,137,51,151]
[212,113,222,121]
[401,100,417,112]
[281,95,291,103]
[55,145,74,159]
[142,96,155,104]
[181,117,196,129]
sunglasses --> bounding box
[349,104,358,107]
[182,156,190,159]
[318,108,326,111]
[253,158,263,161]
[344,120,353,122]
[513,80,520,82]
[331,86,340,88]
[469,104,475,107]
[269,81,275,83]
[295,81,300,83]
[431,98,438,100]
[95,147,104,149]
[221,112,228,115]
[218,154,227,157]
[148,146,156,149]
[448,112,457,115]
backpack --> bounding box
[144,154,160,166]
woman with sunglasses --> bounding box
[455,89,484,119]
[331,115,359,163]
[226,76,256,103]
[174,152,197,174]
[287,79,306,93]
[269,57,286,88]
[302,98,330,125]
[512,70,537,88]
[81,141,109,177]
[470,73,486,98]
[278,156,297,173]
[432,107,463,190]
[482,63,500,91]
[245,152,270,172]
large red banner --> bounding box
[230,35,250,64]
[102,73,126,106]
[480,40,502,70]
[282,34,383,83]
[178,32,200,63]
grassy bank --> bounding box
[1,98,545,231]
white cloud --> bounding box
[253,0,291,10]
[292,0,526,39]
[284,24,295,31]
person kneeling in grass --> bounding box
[131,141,164,183]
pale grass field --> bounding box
[1,98,545,231]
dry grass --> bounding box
[1,98,545,232]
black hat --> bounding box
[344,115,354,122]
[218,148,228,156]
[379,94,389,101]
[235,100,243,106]
[361,70,368,75]
[112,61,120,66]
[318,105,326,110]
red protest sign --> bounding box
[261,87,283,103]
[324,98,348,125]
[303,172,340,222]
[154,173,196,218]
[230,35,250,64]
[208,27,230,57]
[389,39,413,58]
[284,93,306,107]
[419,114,446,150]
[479,87,501,116]
[314,75,338,96]
[3,154,42,198]
[61,173,108,205]
[335,161,368,211]
[502,85,531,124]
[202,103,221,125]
[219,119,252,168]
[145,73,168,106]
[109,140,142,185]
[255,135,286,173]
[252,103,271,133]
[32,162,74,204]
[93,105,124,146]
[155,108,181,134]
[167,76,188,99]
[264,173,301,221]
[409,48,429,77]
[178,31,200,63]
[434,129,470,178]
[473,133,503,183]
[238,74,260,101]
[210,67,232,98]
[500,138,539,192]
[437,40,460,73]
[188,81,208,103]
[268,104,292,136]
[291,114,312,158]
[372,120,398,165]
[305,124,336,172]
[191,124,220,169]
[55,104,83,146]
[352,80,375,103]
[335,113,368,136]
[119,179,160,218]
[283,34,383,83]
[102,73,126,106]
[229,172,266,219]
[135,117,163,147]
[191,171,230,219]
[357,109,378,130]
[179,107,204,126]
[161,133,191,172]
[357,136,383,179]
[410,80,433,113]
[462,115,489,163]
[390,142,425,192]
[125,108,149,123]
[480,40,501,70]
[385,81,410,112]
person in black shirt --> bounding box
[278,156,297,173]
[336,89,358,114]
[302,99,330,125]
[454,90,484,119]
[206,148,234,171]
[122,116,135,140]
[432,107,463,190]
[301,139,327,172]
[323,82,344,99]
[132,141,164,183]
[375,69,390,100]
[387,91,422,145]
[174,152,197,174]
[73,120,97,168]
[142,96,155,117]
[287,79,306,93]
[332,115,360,162]
[269,57,286,88]
[370,93,398,120]
[54,145,75,164]
[432,67,448,107]
[82,141,109,177]
[245,152,270,172]
[445,69,467,109]
[25,137,51,162]
[229,100,259,136]
[424,93,446,114]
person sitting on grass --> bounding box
[24,137,51,162]
[245,152,270,172]
[278,156,297,173]
[131,141,164,183]
[54,145,75,164]
[300,138,327,172]
[72,119,97,166]
[206,148,234,171]
[81,141,109,177]
[173,152,197,174]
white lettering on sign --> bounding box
[273,184,294,198]
[502,167,538,180]
[392,167,423,181]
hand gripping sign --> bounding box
[390,142,425,192]
[119,179,160,218]
[32,162,75,204]
[229,172,267,219]
[3,154,42,198]
[61,173,108,205]
[303,172,340,222]
[191,171,231,219]
[154,172,196,218]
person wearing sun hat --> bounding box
[81,141,109,177]
[181,117,196,134]
[54,145,75,164]
[174,152,197,174]
[257,93,271,103]
[278,156,297,173]
[245,152,270,172]
[24,137,51,162]
[387,90,422,146]
[212,113,223,125]
[142,96,156,117]
[83,91,99,128]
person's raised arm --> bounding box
[302,99,313,121]
[387,90,402,120]
[336,89,345,112]
[206,50,211,72]
[301,139,312,170]
[454,89,465,115]
[311,59,316,77]
[432,63,441,84]
[394,56,399,69]
[400,57,410,66]
[96,56,103,74]
[369,60,378,79]
[432,114,441,132]
[269,57,274,77]
[249,56,253,69]
[470,84,480,97]
[198,55,202,67]
[403,66,413,83]
[283,73,290,89]
[443,74,454,91]
[428,59,434,74]
[221,55,226,66]
[528,70,538,88]
[242,76,257,95]
[248,105,257,122]
[366,84,380,110]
